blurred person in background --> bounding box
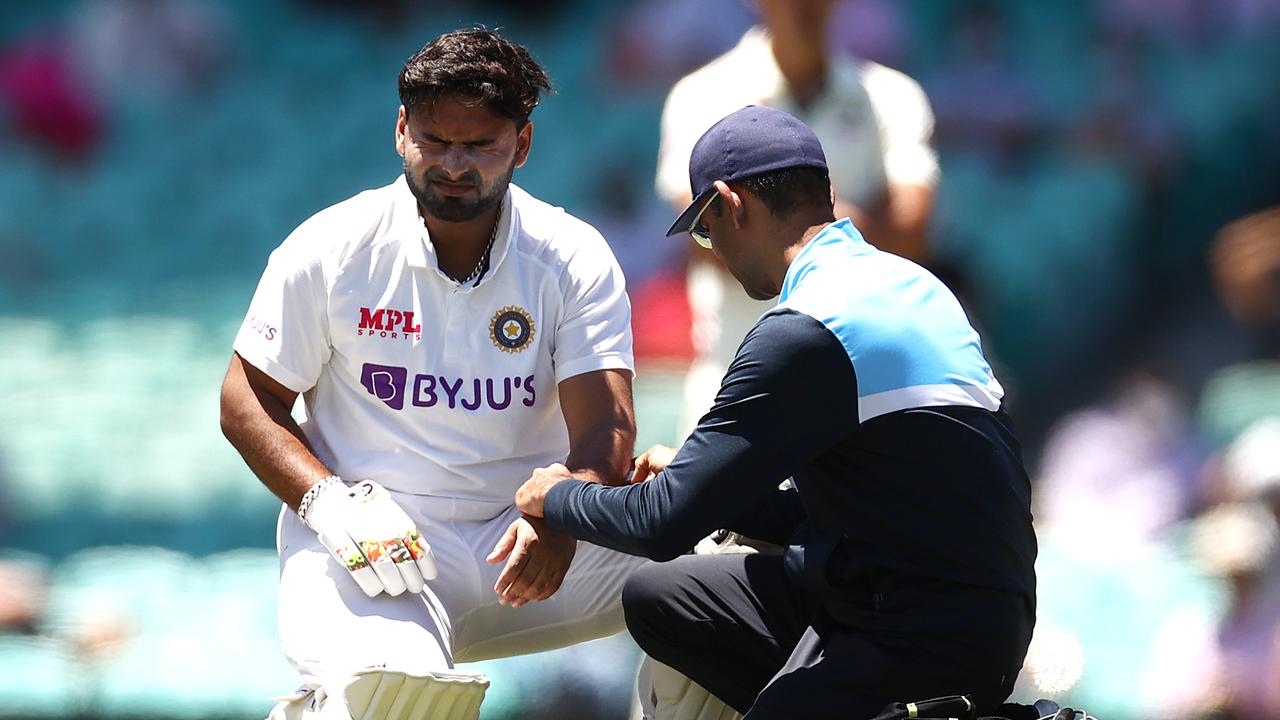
[1199,207,1280,448]
[219,29,645,720]
[1181,502,1280,718]
[604,0,754,90]
[0,460,46,636]
[654,0,939,436]
[69,0,232,105]
[1034,369,1203,551]
[925,0,1039,169]
[0,27,103,162]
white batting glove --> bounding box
[299,479,438,598]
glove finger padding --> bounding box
[404,528,438,581]
[348,481,418,597]
[316,527,384,598]
[359,536,409,596]
[305,479,438,598]
[390,539,425,594]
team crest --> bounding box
[490,305,535,353]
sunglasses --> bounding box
[688,193,719,249]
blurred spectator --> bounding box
[1101,0,1219,48]
[1102,0,1280,48]
[0,31,103,161]
[1072,31,1182,192]
[581,164,691,364]
[654,0,939,434]
[0,457,47,635]
[584,164,684,289]
[604,0,752,90]
[1036,371,1204,550]
[1184,502,1280,718]
[69,0,232,105]
[0,561,45,633]
[924,0,1040,168]
[1199,207,1280,447]
[1219,418,1280,514]
[1210,207,1280,353]
[827,0,907,68]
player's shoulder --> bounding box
[854,58,929,110]
[675,28,765,90]
[274,178,404,266]
[508,184,615,274]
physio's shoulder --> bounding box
[778,244,948,350]
[742,307,852,369]
[724,308,859,412]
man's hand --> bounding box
[486,515,577,607]
[303,479,438,598]
[631,444,678,484]
[514,462,573,518]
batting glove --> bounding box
[300,478,438,597]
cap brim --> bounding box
[665,189,715,237]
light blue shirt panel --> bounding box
[777,219,999,400]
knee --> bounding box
[622,562,685,648]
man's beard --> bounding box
[404,161,514,222]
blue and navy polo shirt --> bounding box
[545,220,1037,611]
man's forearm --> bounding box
[564,417,635,486]
[220,370,332,510]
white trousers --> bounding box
[275,492,648,688]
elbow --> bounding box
[646,543,686,563]
[219,381,247,443]
[636,529,703,563]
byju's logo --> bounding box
[359,362,536,412]
[360,363,407,410]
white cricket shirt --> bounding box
[233,176,634,506]
[655,26,940,207]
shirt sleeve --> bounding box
[543,309,861,560]
[654,79,699,206]
[552,225,635,384]
[232,229,331,393]
[865,63,940,189]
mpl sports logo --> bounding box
[360,363,536,412]
[357,307,422,341]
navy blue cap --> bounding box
[666,105,828,237]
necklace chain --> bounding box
[450,199,503,286]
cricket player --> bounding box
[516,107,1036,719]
[219,29,645,720]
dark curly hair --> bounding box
[398,28,552,127]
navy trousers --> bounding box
[623,554,1033,719]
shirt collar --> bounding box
[393,175,515,289]
[779,218,869,301]
[730,26,861,117]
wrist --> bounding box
[297,475,344,528]
[540,476,576,518]
[564,465,618,486]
